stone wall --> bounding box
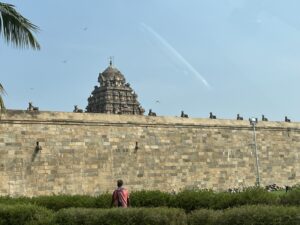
[0,110,299,196]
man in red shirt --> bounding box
[111,179,130,208]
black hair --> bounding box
[117,179,123,187]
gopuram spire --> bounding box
[86,60,145,115]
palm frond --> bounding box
[0,3,40,49]
[0,83,6,112]
[0,83,4,93]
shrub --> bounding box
[171,187,279,211]
[0,196,31,205]
[169,189,214,212]
[30,195,97,211]
[233,187,279,206]
[280,187,300,205]
[188,209,220,225]
[218,205,300,225]
[0,187,283,212]
[95,193,111,208]
[130,190,172,207]
[210,191,238,209]
[188,205,300,225]
[0,203,55,225]
[55,207,187,225]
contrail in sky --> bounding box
[140,22,211,89]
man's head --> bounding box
[117,179,123,187]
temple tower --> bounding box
[86,60,145,115]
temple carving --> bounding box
[86,61,145,115]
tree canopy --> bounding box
[0,2,40,111]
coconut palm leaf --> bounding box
[0,83,6,112]
[0,2,40,49]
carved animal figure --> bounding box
[148,109,156,116]
[265,184,280,192]
[262,114,268,121]
[73,105,83,113]
[209,112,216,119]
[181,111,188,118]
[237,114,243,120]
[35,141,42,151]
[285,185,292,193]
[285,116,291,122]
[27,102,39,111]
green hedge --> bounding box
[169,189,214,212]
[225,187,279,207]
[30,195,97,211]
[55,207,187,225]
[0,187,299,212]
[130,190,172,207]
[0,203,55,225]
[0,204,299,225]
[280,187,300,206]
[187,208,220,225]
[0,196,31,205]
[169,187,279,211]
[188,205,300,225]
[95,193,112,208]
[0,194,111,211]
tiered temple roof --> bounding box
[86,61,145,115]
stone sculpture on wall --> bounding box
[86,60,145,115]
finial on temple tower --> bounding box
[109,56,114,67]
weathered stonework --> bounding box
[0,110,299,196]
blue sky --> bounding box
[1,0,300,121]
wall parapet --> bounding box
[1,110,299,131]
